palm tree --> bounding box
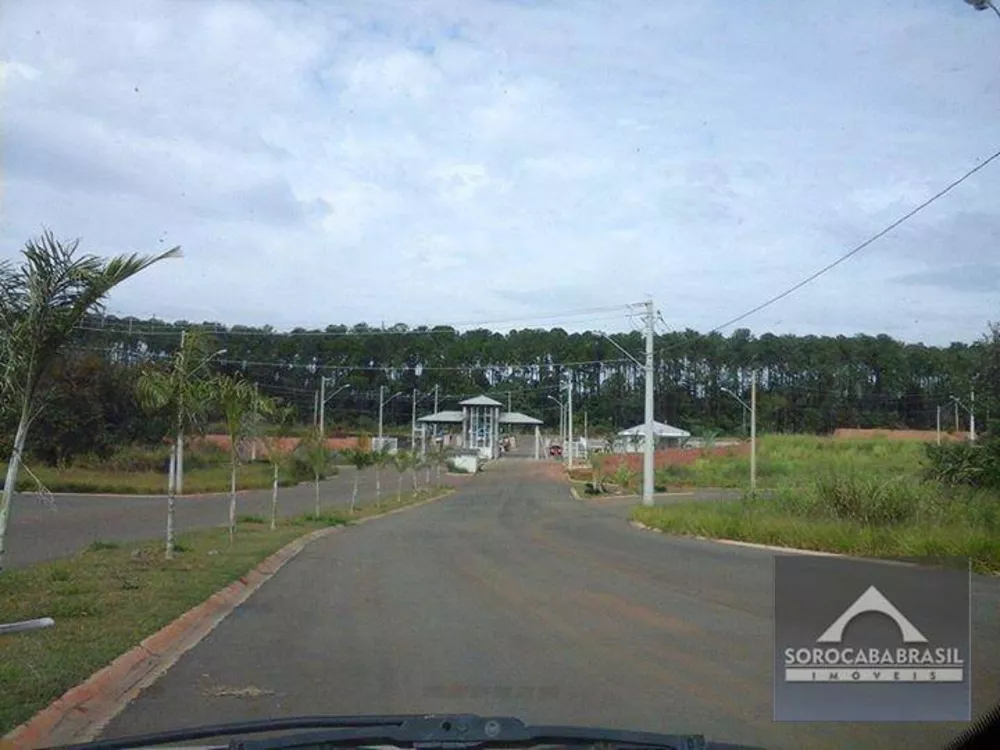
[408,451,420,494]
[260,404,295,531]
[214,373,274,543]
[393,450,409,502]
[342,447,373,513]
[0,231,180,571]
[371,445,391,501]
[296,427,330,517]
[432,445,450,485]
[136,329,216,559]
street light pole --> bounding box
[319,376,325,437]
[379,386,385,441]
[567,370,574,469]
[411,388,417,452]
[750,371,757,493]
[642,299,655,507]
[721,384,756,491]
[971,387,976,442]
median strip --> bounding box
[1,487,453,749]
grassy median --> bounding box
[632,477,1000,574]
[0,486,452,735]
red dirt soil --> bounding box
[196,434,361,454]
[832,428,968,442]
[599,444,750,472]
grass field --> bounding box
[629,436,1000,574]
[1,463,331,495]
[0,486,452,735]
[650,434,927,489]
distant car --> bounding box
[549,444,562,456]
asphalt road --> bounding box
[99,459,1000,750]
[4,466,465,569]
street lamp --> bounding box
[720,387,751,435]
[719,377,757,492]
[378,386,405,442]
[319,380,350,438]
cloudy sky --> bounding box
[1,0,998,344]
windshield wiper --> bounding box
[50,714,765,750]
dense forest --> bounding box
[10,313,996,465]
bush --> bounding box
[811,473,921,526]
[71,442,229,473]
[923,439,1000,489]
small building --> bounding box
[613,421,691,453]
[418,395,545,460]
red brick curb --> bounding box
[3,488,454,750]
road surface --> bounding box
[100,459,999,750]
[4,466,466,568]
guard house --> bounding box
[418,395,545,460]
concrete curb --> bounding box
[3,488,455,750]
[627,521,925,567]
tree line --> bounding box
[29,312,997,456]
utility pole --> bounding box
[252,382,259,461]
[378,385,385,441]
[955,399,960,434]
[411,388,417,451]
[508,392,512,414]
[433,384,440,441]
[567,370,574,469]
[971,387,976,442]
[937,405,942,446]
[642,299,655,507]
[319,376,326,438]
[750,371,757,493]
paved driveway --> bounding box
[98,458,999,750]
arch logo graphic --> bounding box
[774,556,970,721]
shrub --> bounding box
[812,473,920,526]
[923,439,1000,489]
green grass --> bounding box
[3,463,317,495]
[0,485,453,735]
[633,475,1000,575]
[648,435,928,490]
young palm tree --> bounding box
[0,231,180,571]
[393,451,409,502]
[342,447,373,513]
[372,445,391,501]
[214,373,274,543]
[296,427,330,517]
[136,329,216,559]
[260,404,295,531]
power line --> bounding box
[65,344,635,373]
[74,306,636,338]
[712,147,1000,333]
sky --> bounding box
[1,0,998,345]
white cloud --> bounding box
[0,0,997,345]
